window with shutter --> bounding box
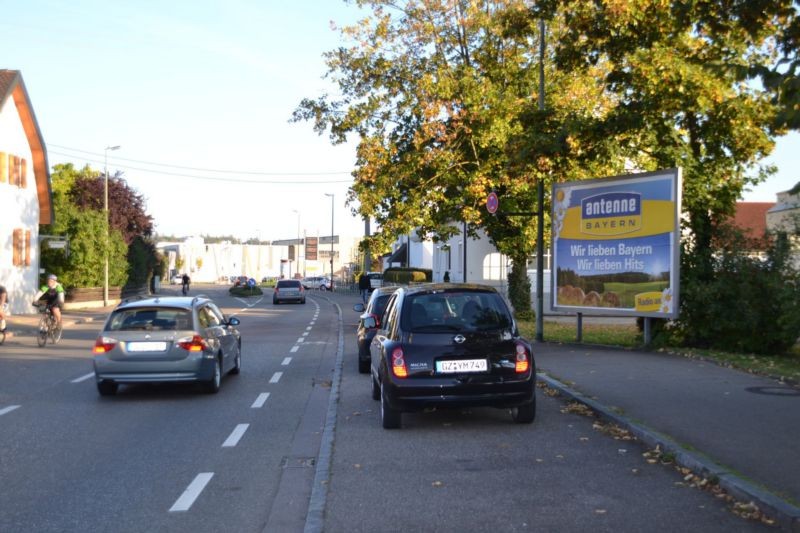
[25,230,32,266]
[0,152,7,183]
[13,229,22,266]
[20,158,27,188]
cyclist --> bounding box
[181,273,190,295]
[0,284,8,332]
[34,274,65,327]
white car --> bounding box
[171,275,183,285]
[302,276,333,290]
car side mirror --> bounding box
[353,303,366,313]
[227,317,241,326]
[362,315,378,329]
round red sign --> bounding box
[486,192,499,214]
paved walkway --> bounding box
[318,289,800,529]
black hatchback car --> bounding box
[353,286,397,374]
[367,283,536,429]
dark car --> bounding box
[92,296,242,396]
[368,283,536,429]
[353,286,397,374]
[273,279,306,304]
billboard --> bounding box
[305,237,318,261]
[551,169,682,318]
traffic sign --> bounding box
[486,192,499,214]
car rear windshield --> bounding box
[401,291,512,332]
[107,307,193,331]
[277,280,301,288]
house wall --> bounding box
[430,228,508,291]
[0,94,41,314]
[767,190,800,268]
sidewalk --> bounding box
[318,289,800,529]
[3,306,114,338]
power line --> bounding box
[47,143,353,177]
[48,150,354,185]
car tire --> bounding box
[97,381,118,396]
[229,350,241,375]
[320,285,327,291]
[371,374,380,401]
[380,380,401,429]
[358,356,370,374]
[204,356,222,394]
[511,396,536,424]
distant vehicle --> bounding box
[171,275,183,285]
[364,272,383,290]
[302,276,333,291]
[92,296,242,396]
[353,286,397,373]
[368,283,536,429]
[233,276,249,287]
[273,279,306,304]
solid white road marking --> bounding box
[282,357,292,366]
[290,346,299,353]
[71,372,95,384]
[0,405,21,417]
[251,393,270,408]
[270,372,283,383]
[170,473,214,512]
[222,424,250,447]
[234,297,264,308]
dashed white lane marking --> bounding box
[306,326,312,331]
[71,372,95,384]
[170,473,214,512]
[290,346,299,353]
[282,357,292,366]
[222,424,250,447]
[302,332,309,337]
[251,393,270,408]
[0,405,21,417]
[269,372,283,383]
[296,337,304,343]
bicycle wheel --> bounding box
[51,321,63,344]
[36,317,48,347]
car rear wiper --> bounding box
[411,324,461,332]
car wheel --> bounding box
[358,356,370,374]
[229,350,241,375]
[371,374,380,401]
[97,381,118,396]
[320,285,327,291]
[511,395,536,424]
[380,380,401,429]
[204,356,222,394]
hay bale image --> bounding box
[583,291,601,307]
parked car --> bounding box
[302,276,333,290]
[353,286,397,373]
[92,296,242,396]
[273,279,306,304]
[368,283,536,429]
[171,275,183,285]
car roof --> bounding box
[398,283,500,296]
[114,296,210,311]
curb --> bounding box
[4,315,99,338]
[537,372,800,532]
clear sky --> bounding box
[2,1,797,243]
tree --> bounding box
[70,172,153,244]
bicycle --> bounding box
[35,302,62,347]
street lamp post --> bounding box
[103,145,120,306]
[292,209,301,279]
[324,193,334,290]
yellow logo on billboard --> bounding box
[634,292,663,312]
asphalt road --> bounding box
[0,286,774,532]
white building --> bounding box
[766,187,800,268]
[0,70,52,314]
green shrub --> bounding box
[508,255,532,320]
[384,267,432,284]
[229,286,263,297]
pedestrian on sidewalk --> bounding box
[358,273,370,304]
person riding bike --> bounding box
[34,274,65,327]
[181,273,191,295]
[0,284,8,332]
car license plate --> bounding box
[436,359,488,373]
[127,341,168,352]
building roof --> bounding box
[731,202,775,249]
[0,69,53,224]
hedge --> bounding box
[383,267,432,284]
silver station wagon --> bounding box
[92,296,242,396]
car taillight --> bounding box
[515,343,530,373]
[92,336,117,354]
[391,347,408,378]
[178,335,208,352]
